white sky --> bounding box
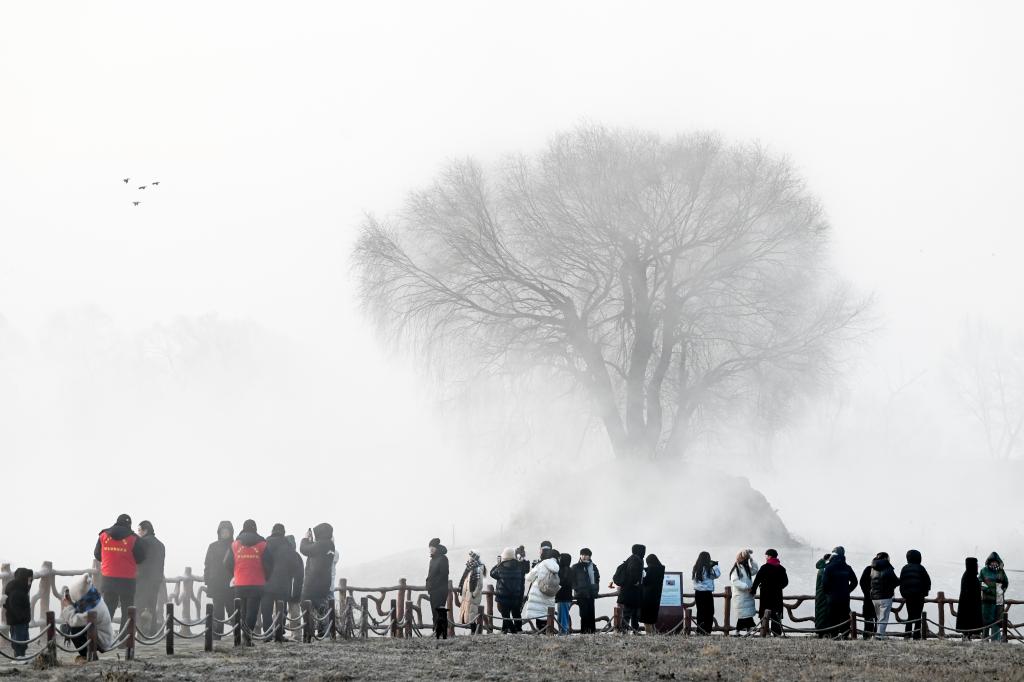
[2,1,1022,571]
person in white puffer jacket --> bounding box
[523,548,560,630]
[729,548,759,635]
[60,574,115,660]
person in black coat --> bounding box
[641,554,666,631]
[821,546,858,638]
[571,548,601,634]
[490,547,525,633]
[956,556,983,637]
[611,544,645,632]
[135,520,166,636]
[858,561,876,640]
[899,549,931,640]
[2,567,33,657]
[426,538,450,639]
[300,522,336,636]
[203,521,234,639]
[555,553,574,634]
[260,524,304,637]
[869,552,900,639]
[751,549,789,636]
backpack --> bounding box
[537,564,561,597]
[613,561,627,587]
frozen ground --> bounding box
[3,635,1023,681]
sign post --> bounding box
[656,571,685,634]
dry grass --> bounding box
[4,635,1023,681]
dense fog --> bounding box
[1,1,1022,597]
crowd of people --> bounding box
[1,518,1014,662]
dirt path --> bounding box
[4,635,1023,681]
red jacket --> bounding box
[99,531,140,579]
[232,539,268,586]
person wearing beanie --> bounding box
[93,513,146,622]
[730,549,759,635]
[751,549,788,636]
[300,522,337,637]
[898,549,931,640]
[203,521,234,639]
[260,523,303,638]
[869,551,900,640]
[426,538,450,638]
[610,544,645,633]
[2,568,33,658]
[60,574,114,660]
[135,520,166,636]
[490,547,525,633]
[224,519,272,638]
[980,552,1008,641]
[821,545,858,638]
[571,548,601,634]
[458,550,486,634]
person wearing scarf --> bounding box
[751,549,789,636]
[458,550,485,633]
[60,574,114,660]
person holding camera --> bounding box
[300,523,337,637]
[692,551,720,635]
[490,547,525,633]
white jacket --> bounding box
[61,597,115,652]
[523,558,559,620]
[730,562,758,620]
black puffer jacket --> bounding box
[899,550,931,599]
[571,561,601,599]
[614,545,645,607]
[203,521,234,600]
[869,558,900,600]
[300,523,337,600]
[2,568,33,625]
[822,555,858,600]
[426,545,449,608]
[489,559,525,607]
[265,533,305,601]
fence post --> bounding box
[546,606,555,635]
[328,599,337,640]
[936,591,946,638]
[723,586,732,636]
[86,610,98,662]
[360,597,369,639]
[446,580,455,638]
[485,585,495,634]
[613,605,622,632]
[165,602,175,655]
[406,601,415,638]
[180,567,194,636]
[337,578,347,634]
[45,610,56,660]
[921,611,930,640]
[476,605,485,635]
[849,611,858,640]
[302,599,313,643]
[205,603,214,652]
[274,600,285,643]
[684,607,692,636]
[233,598,242,647]
[389,598,398,637]
[125,606,136,660]
[37,561,54,622]
[397,579,407,639]
[1003,610,1009,644]
[760,610,770,637]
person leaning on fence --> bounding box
[2,567,32,658]
[458,550,486,634]
[300,522,336,637]
[730,549,758,635]
[135,520,166,636]
[821,546,858,639]
[203,521,234,639]
[490,547,525,633]
[60,574,114,663]
[93,513,146,622]
[858,555,876,639]
[555,553,574,634]
[225,519,272,637]
[751,549,788,636]
[814,553,829,637]
[426,538,450,639]
[980,551,1008,642]
[692,551,720,635]
[611,544,645,633]
[641,554,665,634]
[524,546,560,631]
[956,556,982,638]
[899,549,931,640]
[260,524,304,638]
[571,548,600,634]
[869,551,899,640]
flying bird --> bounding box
[132,201,141,206]
[151,181,160,186]
[122,178,130,183]
[137,185,147,190]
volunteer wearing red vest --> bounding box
[92,513,147,621]
[224,519,273,634]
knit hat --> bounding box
[831,546,845,557]
[501,547,515,561]
[68,574,93,602]
[540,540,552,550]
[429,537,441,548]
[242,519,257,533]
[116,513,132,527]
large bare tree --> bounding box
[356,126,866,459]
